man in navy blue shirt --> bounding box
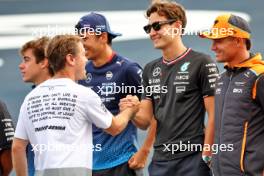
[76,12,143,176]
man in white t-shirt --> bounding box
[12,35,139,176]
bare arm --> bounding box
[119,97,153,130]
[0,149,13,176]
[104,106,138,136]
[12,138,28,176]
[128,117,156,169]
[132,99,153,130]
[202,96,215,157]
[104,95,140,136]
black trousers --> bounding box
[93,162,143,176]
[148,152,211,176]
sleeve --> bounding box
[256,74,264,110]
[125,63,143,99]
[198,55,219,97]
[14,101,29,140]
[84,90,113,129]
[0,100,15,149]
[141,63,153,100]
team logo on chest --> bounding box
[106,71,113,80]
[180,62,190,72]
[85,73,92,83]
[152,67,161,77]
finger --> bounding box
[138,164,145,169]
[128,156,134,164]
[126,95,133,98]
[129,161,137,169]
[120,98,129,103]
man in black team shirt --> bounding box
[120,1,219,175]
[0,100,15,176]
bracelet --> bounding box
[202,155,212,164]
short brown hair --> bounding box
[20,37,53,75]
[46,35,82,73]
[146,1,187,33]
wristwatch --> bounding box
[202,155,212,165]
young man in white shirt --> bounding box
[12,35,139,176]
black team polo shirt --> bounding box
[0,100,15,151]
[141,48,219,161]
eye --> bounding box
[23,57,30,62]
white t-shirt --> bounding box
[15,78,113,173]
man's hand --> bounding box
[128,149,149,169]
[119,95,140,114]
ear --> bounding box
[65,54,75,66]
[235,38,245,48]
[172,21,183,35]
[99,32,108,44]
[39,58,49,69]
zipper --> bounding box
[240,121,248,172]
[217,71,233,175]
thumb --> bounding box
[128,156,134,165]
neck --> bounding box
[228,50,250,67]
[34,72,52,85]
[92,45,113,67]
[53,70,75,81]
[162,39,187,61]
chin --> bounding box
[79,74,86,80]
[23,77,29,82]
[153,43,163,49]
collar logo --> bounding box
[153,67,161,77]
[180,62,190,72]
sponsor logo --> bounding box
[173,82,190,85]
[106,71,113,80]
[175,86,186,93]
[208,73,219,78]
[175,75,189,80]
[116,60,124,66]
[205,63,217,67]
[215,88,221,94]
[210,83,216,88]
[153,67,161,77]
[85,73,92,83]
[209,67,217,73]
[209,78,216,83]
[100,103,108,113]
[137,69,143,78]
[244,71,251,78]
[233,88,243,94]
[235,82,246,86]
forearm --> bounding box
[203,114,214,156]
[132,100,153,130]
[132,114,152,130]
[110,107,135,136]
[0,149,13,175]
[140,118,156,153]
[12,139,28,176]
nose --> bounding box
[211,40,217,51]
[19,62,25,70]
[149,27,158,38]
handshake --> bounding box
[119,95,140,116]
